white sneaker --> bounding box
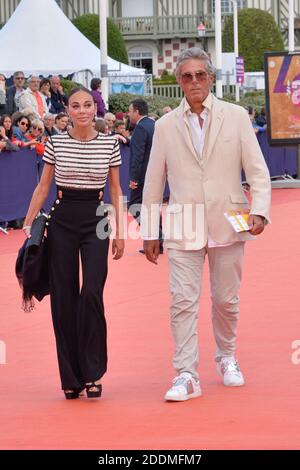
[216,356,245,387]
[164,372,202,401]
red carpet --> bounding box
[0,188,300,450]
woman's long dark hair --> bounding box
[0,114,13,139]
[15,115,31,132]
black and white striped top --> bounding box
[43,132,122,189]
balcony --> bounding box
[112,13,232,40]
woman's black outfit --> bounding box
[43,132,121,391]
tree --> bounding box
[222,8,284,72]
[73,14,128,65]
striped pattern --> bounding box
[43,133,122,189]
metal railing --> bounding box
[112,13,232,37]
[153,84,184,99]
[113,16,154,35]
[152,83,237,99]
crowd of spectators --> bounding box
[0,71,174,231]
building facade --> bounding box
[1,0,300,77]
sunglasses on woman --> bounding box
[20,121,29,128]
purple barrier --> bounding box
[1,136,297,223]
[0,145,133,222]
[257,132,298,177]
[0,149,38,222]
[104,142,130,202]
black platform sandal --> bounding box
[64,389,80,400]
[86,382,102,398]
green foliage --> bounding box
[223,8,284,72]
[153,70,177,84]
[73,14,128,65]
[60,78,80,95]
[222,91,265,111]
[108,93,181,115]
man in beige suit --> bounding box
[141,48,271,401]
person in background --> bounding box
[113,120,130,145]
[95,118,108,135]
[54,113,69,134]
[0,115,19,151]
[128,98,163,254]
[0,125,18,152]
[19,76,48,120]
[104,112,116,135]
[247,106,266,135]
[0,74,7,116]
[27,119,47,156]
[49,76,67,114]
[12,115,35,148]
[6,71,26,115]
[39,78,52,112]
[255,107,267,128]
[90,78,107,118]
[43,113,57,137]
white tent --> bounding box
[0,0,144,78]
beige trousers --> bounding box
[168,242,245,381]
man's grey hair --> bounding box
[175,47,216,78]
[28,75,40,83]
[13,71,24,79]
[43,113,55,121]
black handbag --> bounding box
[15,214,50,312]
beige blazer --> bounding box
[141,94,271,250]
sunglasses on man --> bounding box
[181,71,210,83]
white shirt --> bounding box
[186,107,209,159]
[185,96,233,248]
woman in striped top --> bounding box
[23,87,125,400]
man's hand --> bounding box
[144,240,160,265]
[129,180,138,190]
[112,237,125,260]
[248,215,265,235]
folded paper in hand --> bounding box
[224,210,250,232]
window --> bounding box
[128,49,153,74]
[212,0,246,13]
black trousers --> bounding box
[47,187,109,391]
[128,185,163,246]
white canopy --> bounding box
[0,0,144,78]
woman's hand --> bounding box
[22,224,32,238]
[114,134,127,144]
[0,126,6,139]
[112,237,124,260]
